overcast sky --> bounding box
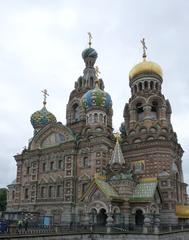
[0,0,189,188]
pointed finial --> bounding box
[114,132,121,143]
[88,32,92,48]
[41,89,49,106]
[140,38,147,60]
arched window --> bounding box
[99,114,103,123]
[134,85,137,93]
[136,102,144,121]
[48,186,53,198]
[151,101,158,119]
[155,82,158,90]
[25,188,29,199]
[57,185,61,197]
[73,104,80,122]
[144,81,148,90]
[83,157,90,168]
[41,187,45,198]
[139,82,142,91]
[94,113,98,123]
[150,81,154,90]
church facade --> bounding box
[6,38,188,226]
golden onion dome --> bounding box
[129,59,163,80]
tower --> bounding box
[121,39,187,223]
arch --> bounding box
[133,138,142,143]
[140,127,147,133]
[134,85,137,93]
[144,81,148,90]
[135,209,144,226]
[130,97,146,109]
[72,103,80,122]
[146,136,154,141]
[97,208,107,226]
[29,123,74,150]
[150,81,154,90]
[138,82,142,91]
[132,206,146,214]
[158,135,167,140]
[147,95,164,107]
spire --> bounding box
[140,38,147,60]
[109,133,125,165]
[41,89,49,107]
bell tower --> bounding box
[66,33,105,134]
[121,39,187,223]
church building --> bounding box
[6,36,189,226]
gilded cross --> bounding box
[41,89,49,106]
[88,32,92,47]
[140,38,147,59]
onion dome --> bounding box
[30,89,57,131]
[129,38,163,80]
[82,32,98,67]
[129,59,163,80]
[31,106,57,130]
[82,47,98,60]
[81,81,112,112]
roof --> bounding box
[81,176,123,202]
[130,178,158,202]
[109,140,125,165]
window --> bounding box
[42,163,46,172]
[151,101,158,119]
[12,190,15,200]
[83,157,90,168]
[41,187,45,198]
[144,81,148,89]
[50,161,54,170]
[73,104,80,122]
[150,81,154,90]
[25,188,29,199]
[139,82,142,91]
[57,185,61,197]
[82,183,88,194]
[136,103,144,121]
[58,160,63,169]
[94,113,98,123]
[48,186,53,198]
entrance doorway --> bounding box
[97,208,107,226]
[135,209,144,226]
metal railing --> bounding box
[1,223,189,236]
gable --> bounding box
[29,123,75,150]
[130,178,159,203]
[81,177,123,203]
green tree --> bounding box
[0,188,7,211]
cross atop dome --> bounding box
[88,32,92,48]
[141,38,147,60]
[41,89,49,106]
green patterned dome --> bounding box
[82,47,98,60]
[81,83,112,112]
[31,106,57,130]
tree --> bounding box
[0,188,7,211]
